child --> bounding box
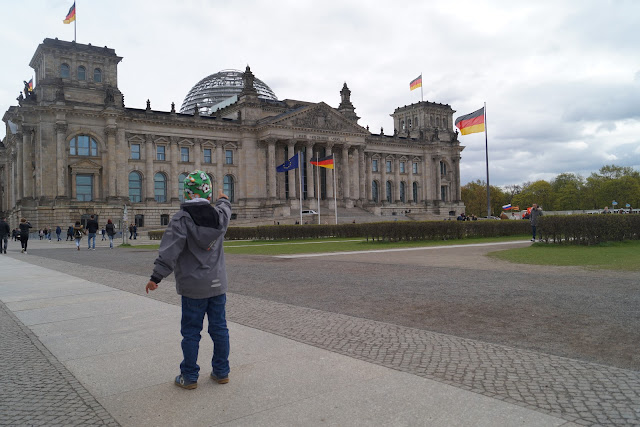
[73,221,85,250]
[145,170,231,390]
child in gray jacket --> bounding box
[146,170,231,389]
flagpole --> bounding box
[316,152,321,224]
[333,161,338,225]
[298,150,303,225]
[74,1,77,42]
[484,101,491,217]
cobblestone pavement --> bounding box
[0,301,119,426]
[10,251,640,426]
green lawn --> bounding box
[488,240,640,271]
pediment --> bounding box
[69,158,102,170]
[268,102,368,134]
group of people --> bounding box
[456,213,478,221]
[70,215,117,250]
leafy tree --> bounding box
[551,173,585,210]
[511,180,553,210]
[461,180,508,217]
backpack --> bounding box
[74,228,83,238]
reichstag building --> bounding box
[1,38,465,229]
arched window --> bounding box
[401,120,405,130]
[408,119,412,129]
[400,182,406,203]
[372,180,379,203]
[436,117,440,127]
[386,181,392,203]
[414,116,418,127]
[60,63,70,78]
[77,66,86,81]
[413,182,418,202]
[223,175,235,202]
[440,161,447,175]
[128,171,142,203]
[94,68,102,83]
[430,116,433,125]
[442,117,447,128]
[178,173,188,202]
[154,173,167,202]
[69,135,98,156]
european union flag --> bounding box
[276,153,299,172]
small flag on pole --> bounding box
[63,2,76,24]
[310,154,334,169]
[502,204,512,210]
[455,107,485,135]
[276,153,299,172]
[27,78,33,92]
[409,75,422,91]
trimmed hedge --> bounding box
[539,214,640,245]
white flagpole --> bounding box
[298,151,303,225]
[333,160,338,225]
[74,1,77,42]
[316,152,321,225]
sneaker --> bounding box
[210,373,229,384]
[77,247,80,251]
[21,248,24,253]
[175,374,197,390]
[530,239,535,242]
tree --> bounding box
[462,180,508,217]
[512,180,553,210]
[551,173,585,210]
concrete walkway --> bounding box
[0,242,579,426]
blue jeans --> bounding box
[88,233,96,249]
[108,234,114,248]
[532,225,537,240]
[180,294,229,382]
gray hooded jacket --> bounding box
[151,197,231,299]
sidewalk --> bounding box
[0,245,576,426]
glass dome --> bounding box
[180,69,278,115]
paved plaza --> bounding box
[0,238,638,426]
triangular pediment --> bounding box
[69,158,102,170]
[268,102,368,134]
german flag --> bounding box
[63,2,76,24]
[410,75,422,91]
[455,107,485,135]
[310,154,334,169]
[27,78,33,92]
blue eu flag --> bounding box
[276,153,299,172]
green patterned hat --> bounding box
[183,170,212,200]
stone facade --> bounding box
[1,38,464,230]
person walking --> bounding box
[105,219,116,249]
[133,224,137,240]
[19,218,32,254]
[101,227,106,241]
[86,215,99,250]
[67,225,74,241]
[129,224,134,239]
[73,221,85,250]
[0,218,10,254]
[56,226,62,241]
[145,171,231,390]
[530,204,544,242]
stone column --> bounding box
[170,137,179,201]
[365,152,372,202]
[116,129,127,198]
[305,142,315,201]
[194,138,202,170]
[216,143,224,192]
[22,127,33,199]
[408,158,414,203]
[341,144,350,200]
[265,138,276,199]
[394,156,401,202]
[358,147,366,204]
[436,158,442,201]
[71,171,77,199]
[454,156,461,201]
[105,127,117,199]
[276,143,285,200]
[381,155,387,203]
[287,141,297,200]
[350,146,359,201]
[145,134,155,202]
[325,143,334,199]
[16,134,23,201]
[55,123,68,198]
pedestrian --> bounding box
[56,225,62,241]
[86,215,99,250]
[39,229,44,240]
[12,228,18,241]
[145,171,231,390]
[530,204,544,242]
[129,224,134,239]
[67,225,74,241]
[133,224,137,239]
[19,218,32,254]
[73,221,85,250]
[101,227,106,241]
[105,219,116,249]
[48,227,52,241]
[0,217,10,254]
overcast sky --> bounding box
[1,0,639,187]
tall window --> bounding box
[128,171,142,202]
[70,135,98,156]
[408,119,412,129]
[94,68,102,83]
[77,66,86,81]
[413,162,418,174]
[400,182,406,203]
[386,181,392,203]
[413,182,418,202]
[400,162,405,173]
[160,214,170,226]
[178,173,188,202]
[441,186,447,201]
[60,63,70,78]
[131,144,141,160]
[154,173,167,202]
[181,147,189,162]
[372,159,378,172]
[223,175,235,202]
[225,150,233,164]
[386,160,392,173]
[156,146,165,161]
[204,148,212,163]
[440,161,447,175]
[76,174,93,201]
[372,181,379,203]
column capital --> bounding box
[145,134,154,142]
[104,127,117,137]
[54,122,68,134]
[326,141,334,150]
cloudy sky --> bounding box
[1,0,638,186]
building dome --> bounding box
[180,69,278,115]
